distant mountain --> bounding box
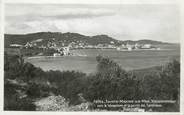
[4,32,174,48]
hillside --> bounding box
[4,32,173,48]
[4,32,118,47]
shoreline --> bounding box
[26,54,88,59]
[25,48,177,60]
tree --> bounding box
[84,56,139,102]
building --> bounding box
[135,43,142,49]
[142,44,152,49]
[63,47,70,55]
[10,44,23,48]
[126,43,134,51]
[25,42,33,48]
[53,53,61,57]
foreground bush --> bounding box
[84,55,141,101]
[4,53,180,111]
[4,82,36,111]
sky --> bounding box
[5,4,180,43]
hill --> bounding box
[4,32,174,48]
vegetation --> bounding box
[20,48,57,56]
[4,52,180,111]
[5,32,172,48]
[4,32,118,47]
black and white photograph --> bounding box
[1,0,182,112]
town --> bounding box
[9,37,160,57]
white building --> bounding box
[142,44,152,49]
[135,43,142,49]
[127,47,133,51]
[110,41,114,44]
[126,43,134,51]
[53,53,61,57]
[10,44,23,47]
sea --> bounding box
[26,44,180,74]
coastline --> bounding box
[25,48,178,60]
[26,54,88,59]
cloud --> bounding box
[5,4,117,21]
[5,4,180,43]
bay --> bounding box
[26,45,180,74]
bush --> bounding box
[4,82,36,111]
[45,70,88,105]
[4,53,180,111]
[84,56,140,102]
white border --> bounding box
[0,0,183,115]
[180,0,184,114]
[4,0,179,4]
[0,0,4,112]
